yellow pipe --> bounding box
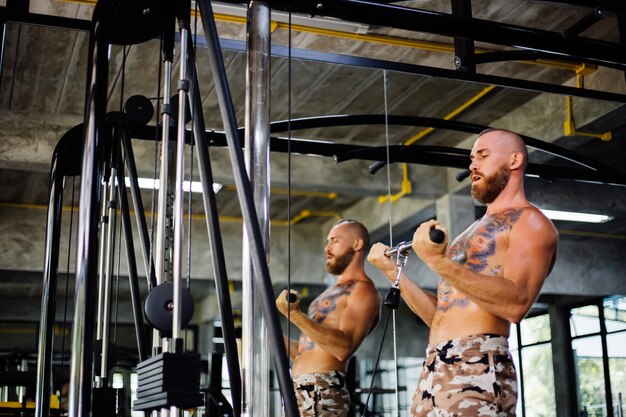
[404,85,496,146]
[377,85,496,204]
[378,162,412,204]
[564,73,612,141]
[272,209,343,227]
[557,229,626,240]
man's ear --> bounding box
[510,152,524,170]
[353,238,364,252]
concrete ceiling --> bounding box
[1,0,626,330]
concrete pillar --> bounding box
[549,304,579,417]
[435,193,476,238]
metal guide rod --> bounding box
[172,3,191,347]
[154,24,176,354]
[98,136,120,386]
[242,3,271,416]
[195,1,299,416]
[95,182,109,341]
[156,53,174,286]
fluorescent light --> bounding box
[125,177,222,194]
[539,208,613,224]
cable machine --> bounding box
[34,1,298,417]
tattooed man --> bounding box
[276,219,381,417]
[368,129,558,417]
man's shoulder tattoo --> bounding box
[447,208,524,273]
[307,281,356,324]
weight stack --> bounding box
[133,352,204,412]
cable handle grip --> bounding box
[385,226,445,256]
[285,292,298,303]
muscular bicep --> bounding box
[504,211,558,314]
[338,287,381,352]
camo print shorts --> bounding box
[293,371,350,417]
[411,334,517,417]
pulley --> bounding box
[144,282,194,336]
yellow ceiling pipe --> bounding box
[404,85,496,147]
[271,209,342,227]
[564,67,612,141]
[377,85,495,204]
[378,162,412,204]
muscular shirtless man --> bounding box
[368,129,558,416]
[276,219,381,417]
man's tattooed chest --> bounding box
[447,208,523,273]
[307,281,357,323]
[436,208,524,312]
[297,281,357,355]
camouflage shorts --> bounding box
[411,334,517,417]
[293,371,350,417]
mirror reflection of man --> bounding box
[276,219,381,417]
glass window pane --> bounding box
[573,336,606,417]
[521,343,556,417]
[508,325,519,350]
[604,297,626,332]
[607,332,626,417]
[508,337,522,417]
[571,305,600,337]
[520,314,551,345]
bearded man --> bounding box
[368,128,559,417]
[276,219,381,417]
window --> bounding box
[569,296,626,417]
[513,314,556,417]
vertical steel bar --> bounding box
[242,3,271,417]
[97,135,119,386]
[172,8,190,347]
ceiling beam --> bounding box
[227,0,626,70]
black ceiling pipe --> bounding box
[216,0,626,70]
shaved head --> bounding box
[477,128,528,171]
[332,219,370,248]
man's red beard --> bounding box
[325,249,355,275]
[471,164,510,204]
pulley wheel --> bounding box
[124,95,154,125]
[144,282,194,334]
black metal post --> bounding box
[120,128,157,289]
[115,131,149,362]
[451,0,475,72]
[195,1,299,416]
[186,32,242,417]
[68,2,110,416]
[34,124,84,417]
